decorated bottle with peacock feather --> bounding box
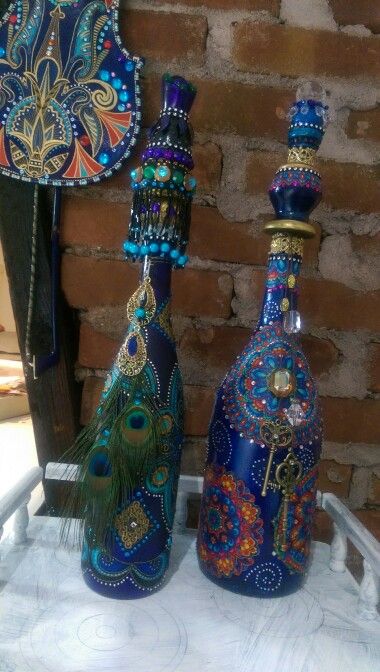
[63,74,197,598]
[197,83,329,597]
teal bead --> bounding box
[125,61,134,72]
[140,245,149,255]
[178,255,188,267]
[129,242,138,254]
[99,152,110,165]
[135,307,146,319]
[143,165,155,180]
[161,242,170,253]
[112,78,122,90]
[149,242,159,254]
[172,169,184,184]
[170,249,180,260]
[119,90,129,103]
[99,69,110,81]
[156,165,170,180]
[117,103,126,112]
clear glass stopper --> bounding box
[296,80,326,105]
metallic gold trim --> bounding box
[270,233,304,257]
[265,219,315,239]
[287,147,316,166]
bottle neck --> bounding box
[258,234,303,328]
[141,258,172,305]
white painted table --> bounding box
[0,470,379,672]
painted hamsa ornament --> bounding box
[0,0,143,185]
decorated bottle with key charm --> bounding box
[62,74,197,598]
[197,82,328,597]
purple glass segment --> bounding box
[162,74,196,113]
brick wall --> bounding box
[61,0,380,538]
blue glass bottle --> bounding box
[67,75,197,598]
[197,83,329,597]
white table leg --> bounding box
[358,559,379,621]
[11,495,31,545]
[329,522,347,572]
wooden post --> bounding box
[0,176,81,511]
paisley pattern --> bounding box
[198,464,264,578]
[0,0,142,184]
[274,466,318,573]
[223,324,318,443]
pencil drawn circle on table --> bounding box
[23,599,187,671]
[214,588,323,637]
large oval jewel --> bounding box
[126,277,156,326]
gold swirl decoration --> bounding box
[287,147,316,167]
[89,80,118,110]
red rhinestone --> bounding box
[9,14,17,24]
[104,40,112,49]
[79,135,91,147]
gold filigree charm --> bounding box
[260,420,293,496]
[126,277,156,326]
[270,234,304,257]
[115,501,151,549]
[275,452,303,551]
[116,328,147,377]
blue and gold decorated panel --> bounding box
[0,0,143,185]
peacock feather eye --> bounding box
[122,405,152,445]
[86,449,113,494]
[159,413,174,436]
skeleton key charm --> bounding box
[275,452,303,551]
[260,420,293,496]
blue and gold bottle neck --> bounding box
[258,234,303,328]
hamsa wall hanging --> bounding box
[0,0,143,185]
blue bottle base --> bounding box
[198,557,306,599]
[81,545,170,599]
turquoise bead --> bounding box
[119,90,129,103]
[161,242,170,253]
[149,242,159,254]
[99,152,109,165]
[170,249,180,260]
[157,165,170,180]
[99,69,110,81]
[123,241,131,252]
[135,307,146,319]
[117,103,126,112]
[140,245,149,255]
[112,78,122,90]
[124,61,134,72]
[0,48,5,58]
[129,243,138,254]
[178,255,188,266]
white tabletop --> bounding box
[0,516,379,672]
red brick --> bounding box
[62,254,233,318]
[80,376,104,425]
[249,269,380,331]
[189,206,321,267]
[347,107,380,143]
[232,22,380,80]
[61,196,128,251]
[321,397,380,444]
[369,343,380,393]
[144,75,293,142]
[121,10,207,66]
[246,150,380,214]
[330,0,380,34]
[300,335,339,376]
[179,325,251,385]
[78,323,119,370]
[317,460,352,498]
[184,385,215,436]
[152,0,279,13]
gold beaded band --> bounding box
[264,219,315,239]
[270,233,304,257]
[287,147,316,167]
